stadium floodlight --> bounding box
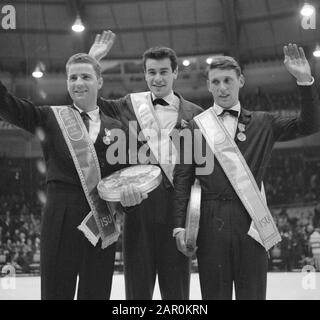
[72,15,85,32]
[300,3,315,17]
[313,46,320,58]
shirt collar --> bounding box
[73,104,100,121]
[213,102,241,118]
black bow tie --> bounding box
[152,98,169,106]
[219,109,239,118]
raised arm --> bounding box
[272,44,320,141]
[0,81,46,134]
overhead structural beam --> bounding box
[221,0,239,59]
[0,21,224,35]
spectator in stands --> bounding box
[313,203,320,229]
[309,228,320,271]
[280,225,293,271]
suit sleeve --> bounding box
[0,81,46,134]
[97,96,123,120]
[98,95,132,124]
[272,84,320,141]
[172,120,197,228]
[191,103,204,117]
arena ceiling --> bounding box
[0,0,320,74]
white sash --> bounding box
[130,92,177,185]
[194,108,281,251]
[51,106,120,249]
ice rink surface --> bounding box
[1,272,320,300]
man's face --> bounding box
[67,63,103,111]
[144,58,178,98]
[207,68,245,109]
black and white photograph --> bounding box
[0,0,320,303]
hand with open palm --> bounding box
[283,43,312,83]
[89,30,116,62]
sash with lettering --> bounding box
[130,92,176,185]
[194,108,281,251]
[130,92,201,248]
[51,106,120,249]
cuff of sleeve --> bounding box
[172,228,185,238]
[297,77,314,86]
[122,204,138,214]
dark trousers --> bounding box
[123,185,191,300]
[196,198,268,300]
[40,182,116,300]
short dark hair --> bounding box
[207,56,242,78]
[142,47,178,72]
[66,53,102,78]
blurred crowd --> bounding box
[241,89,300,112]
[264,149,320,205]
[0,157,43,274]
[269,204,320,271]
[1,146,320,273]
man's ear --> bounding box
[98,77,103,90]
[239,74,245,88]
[206,79,211,92]
[173,67,178,80]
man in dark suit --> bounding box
[173,44,320,299]
[91,32,203,299]
[0,53,129,299]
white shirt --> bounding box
[151,91,179,132]
[73,104,101,143]
[213,102,241,138]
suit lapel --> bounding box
[95,110,122,145]
[174,92,194,129]
[238,107,253,125]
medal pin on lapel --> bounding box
[180,119,188,129]
[237,123,246,142]
[103,128,112,145]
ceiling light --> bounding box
[32,64,44,78]
[301,3,315,17]
[182,59,190,67]
[32,69,43,78]
[72,15,85,32]
[313,46,320,58]
[206,57,213,65]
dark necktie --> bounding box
[80,111,90,131]
[220,109,239,118]
[152,98,169,106]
